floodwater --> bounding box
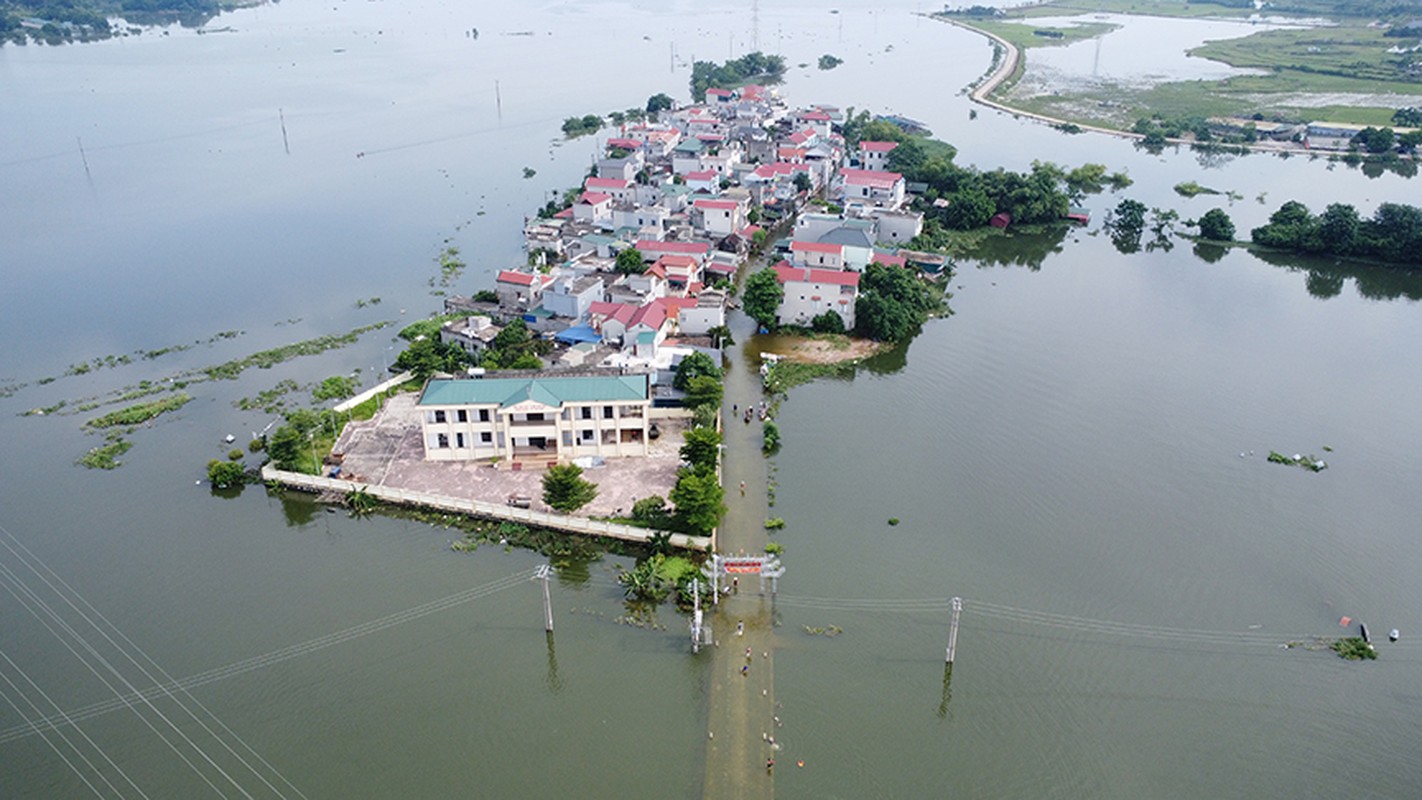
[1007,14,1293,90]
[4,1,1422,798]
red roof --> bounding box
[802,111,831,122]
[750,162,807,179]
[772,261,860,288]
[656,296,697,311]
[553,207,574,219]
[657,254,699,269]
[860,140,899,153]
[841,168,903,189]
[635,239,710,256]
[628,303,668,330]
[585,177,629,191]
[685,170,717,182]
[589,301,636,326]
[705,261,737,275]
[497,270,536,286]
[578,191,611,205]
[694,199,739,211]
[606,137,641,150]
[740,224,763,238]
[871,252,907,268]
[791,241,844,255]
[706,88,733,98]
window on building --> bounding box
[436,433,449,448]
[528,413,544,422]
[479,409,490,422]
[603,405,614,419]
[481,432,492,443]
[456,433,465,448]
[581,406,593,420]
[433,410,446,423]
[580,430,593,442]
[456,409,468,422]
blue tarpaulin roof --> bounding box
[555,325,601,344]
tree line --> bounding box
[1251,200,1422,267]
[690,52,786,102]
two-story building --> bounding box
[773,261,859,330]
[417,373,652,465]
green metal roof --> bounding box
[419,375,648,409]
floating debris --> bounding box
[1266,450,1327,472]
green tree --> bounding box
[682,375,723,411]
[1108,198,1148,253]
[706,325,734,348]
[1392,107,1422,128]
[673,351,722,390]
[680,427,722,472]
[615,247,647,275]
[207,459,245,488]
[793,171,813,194]
[646,93,674,114]
[854,263,936,342]
[743,268,784,330]
[762,420,781,454]
[1197,208,1236,242]
[312,375,355,402]
[810,310,845,334]
[542,463,598,512]
[1318,203,1361,254]
[631,495,670,527]
[1353,126,1396,154]
[266,425,304,472]
[669,468,726,536]
[940,189,994,230]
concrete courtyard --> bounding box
[330,394,689,518]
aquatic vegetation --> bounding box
[85,393,191,429]
[764,517,785,530]
[78,439,133,469]
[1331,637,1376,661]
[203,322,391,380]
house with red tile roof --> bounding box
[857,140,899,172]
[836,168,906,210]
[772,261,859,330]
[584,176,633,204]
[496,270,552,310]
[572,191,614,227]
[634,239,711,264]
[789,240,846,270]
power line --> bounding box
[0,528,304,799]
[0,656,128,799]
[0,567,533,746]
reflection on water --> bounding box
[969,228,1070,270]
[1250,249,1422,302]
[273,487,319,528]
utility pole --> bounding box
[495,80,503,121]
[76,136,93,181]
[534,564,553,631]
[278,108,290,154]
[691,578,703,653]
[946,596,962,664]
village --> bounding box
[261,81,948,548]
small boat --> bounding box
[1360,623,1371,643]
[1389,628,1400,643]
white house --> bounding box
[678,289,726,336]
[417,374,652,465]
[858,140,899,171]
[496,270,549,310]
[439,316,501,357]
[773,261,859,330]
[789,240,846,270]
[692,198,745,238]
[837,168,906,210]
[585,176,634,205]
[572,191,614,227]
[542,275,604,322]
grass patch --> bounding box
[762,360,856,393]
[966,18,1120,51]
[78,439,133,469]
[1190,27,1422,88]
[85,394,191,429]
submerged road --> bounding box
[702,305,778,800]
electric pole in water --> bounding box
[534,564,553,631]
